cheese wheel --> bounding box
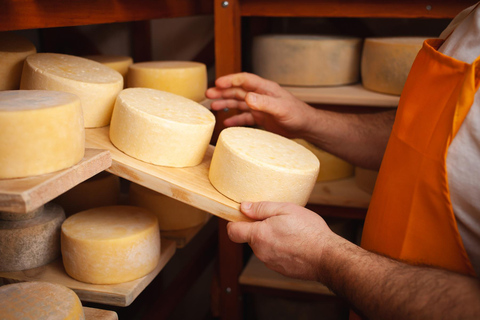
[252,34,362,86]
[0,281,84,320]
[361,37,426,95]
[83,54,133,83]
[20,53,123,128]
[0,203,65,272]
[293,139,354,181]
[355,167,379,194]
[110,88,215,167]
[53,172,120,216]
[209,127,319,205]
[0,90,84,179]
[0,32,37,90]
[61,206,160,284]
[127,61,207,102]
[128,183,209,231]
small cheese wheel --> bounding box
[0,281,84,320]
[252,34,362,86]
[129,183,209,231]
[20,53,123,128]
[61,206,160,284]
[361,37,426,95]
[209,127,319,205]
[110,88,215,167]
[355,167,379,194]
[0,32,37,90]
[293,139,354,181]
[0,90,84,179]
[0,203,65,272]
[127,61,207,102]
[83,54,133,83]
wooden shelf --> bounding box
[308,177,371,209]
[83,307,118,320]
[0,239,176,307]
[0,148,111,215]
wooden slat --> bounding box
[83,307,118,320]
[308,177,372,209]
[0,149,111,214]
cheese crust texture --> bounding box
[83,54,133,83]
[20,53,123,127]
[61,205,160,284]
[110,87,215,167]
[209,127,320,205]
[0,90,85,179]
[252,34,362,86]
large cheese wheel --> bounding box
[0,32,36,90]
[0,203,65,272]
[83,54,133,83]
[61,206,160,284]
[293,139,354,181]
[209,127,319,205]
[128,183,209,231]
[110,88,215,167]
[20,53,123,128]
[0,90,84,179]
[127,61,207,102]
[0,281,84,320]
[355,167,379,194]
[361,37,426,95]
[252,34,362,86]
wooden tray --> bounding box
[308,177,372,209]
[0,148,111,215]
[0,239,176,307]
[83,307,118,320]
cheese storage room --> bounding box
[1,0,480,319]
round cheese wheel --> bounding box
[0,90,84,179]
[61,206,160,284]
[361,37,426,95]
[209,127,320,205]
[83,54,133,83]
[20,53,123,128]
[110,88,215,167]
[355,167,379,194]
[0,281,84,320]
[127,61,207,102]
[0,32,36,90]
[293,139,354,181]
[128,183,209,231]
[0,203,65,272]
[252,34,362,86]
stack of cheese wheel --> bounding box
[83,54,133,84]
[20,53,123,128]
[209,127,320,205]
[61,206,160,284]
[0,281,85,320]
[0,32,36,90]
[129,183,209,231]
[252,34,363,86]
[127,61,207,102]
[361,37,426,95]
[293,139,354,182]
[0,90,84,179]
[0,203,65,272]
[110,88,215,167]
[355,167,379,194]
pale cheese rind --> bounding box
[83,54,133,83]
[109,88,215,167]
[209,127,319,205]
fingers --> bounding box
[245,92,285,118]
[241,201,292,220]
[210,99,249,111]
[215,72,281,95]
[206,87,248,101]
[227,221,255,244]
[224,112,256,127]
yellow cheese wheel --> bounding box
[83,54,133,83]
[20,53,123,128]
[209,127,319,205]
[61,206,160,284]
[128,183,209,231]
[0,90,84,179]
[0,203,65,272]
[127,61,207,102]
[252,34,362,86]
[0,281,84,320]
[361,37,426,95]
[293,139,354,181]
[354,167,379,194]
[0,32,37,90]
[110,88,215,167]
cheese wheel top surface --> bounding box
[365,36,426,46]
[25,53,122,83]
[83,54,133,64]
[0,90,79,111]
[130,61,204,70]
[0,32,36,52]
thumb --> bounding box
[246,92,283,117]
[240,201,290,221]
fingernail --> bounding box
[241,202,252,211]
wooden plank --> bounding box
[83,307,118,320]
[0,239,176,307]
[308,177,372,209]
[85,127,251,223]
[0,148,111,214]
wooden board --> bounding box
[85,127,251,223]
[0,148,112,214]
[83,307,118,320]
[308,177,371,209]
[0,239,176,307]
